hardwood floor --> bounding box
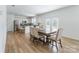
[5,32,79,53]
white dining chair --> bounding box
[48,28,63,52]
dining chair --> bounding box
[48,28,63,52]
[30,27,44,44]
[30,27,36,41]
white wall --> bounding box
[7,14,14,32]
[36,6,79,40]
[0,5,7,52]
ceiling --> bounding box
[7,5,69,16]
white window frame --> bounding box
[45,17,59,32]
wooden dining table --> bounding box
[38,30,57,43]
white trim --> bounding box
[63,35,79,41]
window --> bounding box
[45,18,51,33]
[32,17,37,25]
[45,17,58,32]
[51,17,59,32]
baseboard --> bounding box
[7,31,14,32]
[62,35,79,41]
